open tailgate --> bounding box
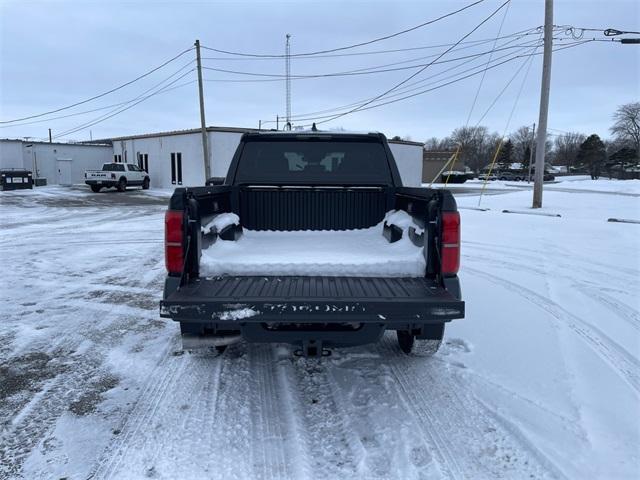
[160,276,464,322]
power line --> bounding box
[201,35,595,85]
[472,41,539,127]
[53,69,195,140]
[200,0,487,58]
[199,27,544,61]
[268,37,595,125]
[464,0,512,127]
[312,0,513,126]
[1,60,196,129]
[294,40,590,126]
[51,61,196,138]
[265,38,542,122]
[1,46,194,124]
[444,0,513,186]
[201,38,545,80]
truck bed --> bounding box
[160,275,464,322]
[199,219,425,278]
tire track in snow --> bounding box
[462,252,640,333]
[249,345,305,480]
[572,285,640,332]
[324,351,444,478]
[92,343,259,479]
[89,335,183,479]
[378,337,561,479]
[280,356,361,479]
[0,343,104,478]
[465,267,640,396]
[463,240,639,286]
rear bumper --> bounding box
[160,275,465,324]
[85,180,116,187]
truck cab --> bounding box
[85,163,150,192]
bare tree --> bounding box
[510,125,535,166]
[424,136,455,151]
[450,126,501,173]
[424,137,440,150]
[553,132,586,171]
[610,102,640,155]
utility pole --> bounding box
[195,39,211,180]
[285,34,292,130]
[527,123,536,183]
[276,115,279,131]
[258,120,262,130]
[532,0,553,208]
[48,129,52,143]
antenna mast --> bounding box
[285,34,292,130]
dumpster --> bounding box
[0,169,33,191]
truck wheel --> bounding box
[397,324,445,356]
[117,178,127,192]
[397,330,415,354]
[142,177,150,190]
[414,339,442,356]
[90,185,101,193]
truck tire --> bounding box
[397,330,414,354]
[414,339,442,357]
[90,185,102,193]
[117,178,127,192]
[142,177,150,190]
[397,324,445,356]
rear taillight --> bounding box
[165,210,184,275]
[441,211,460,275]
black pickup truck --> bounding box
[160,131,464,356]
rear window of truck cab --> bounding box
[103,164,125,171]
[234,139,393,184]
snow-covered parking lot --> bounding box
[1,179,639,479]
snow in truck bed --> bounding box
[200,210,425,277]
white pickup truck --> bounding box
[84,163,150,192]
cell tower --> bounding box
[285,33,291,130]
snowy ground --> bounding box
[1,180,638,479]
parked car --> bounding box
[160,131,465,357]
[0,169,33,191]
[84,163,150,192]
[440,170,468,183]
[478,172,497,181]
[497,172,524,181]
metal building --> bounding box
[107,127,424,189]
[0,139,112,186]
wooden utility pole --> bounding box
[527,122,536,182]
[195,39,211,180]
[532,0,553,208]
[48,129,52,143]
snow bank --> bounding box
[200,212,425,277]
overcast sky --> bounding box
[1,0,638,143]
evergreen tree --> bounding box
[523,145,532,170]
[496,139,513,170]
[577,134,606,179]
